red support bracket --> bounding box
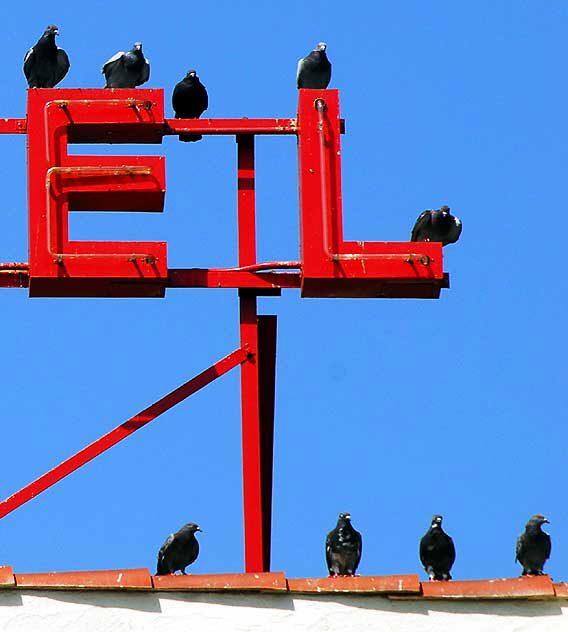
[0,346,248,520]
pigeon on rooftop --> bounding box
[23,25,70,88]
[156,522,201,575]
[297,42,331,89]
[419,514,456,581]
[172,70,209,142]
[410,206,462,246]
[516,514,551,576]
[102,42,150,88]
[325,512,362,576]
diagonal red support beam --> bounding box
[0,346,249,520]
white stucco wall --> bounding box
[0,590,566,631]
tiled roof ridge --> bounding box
[0,565,566,599]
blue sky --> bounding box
[0,1,566,581]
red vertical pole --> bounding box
[258,315,277,567]
[237,134,269,572]
[237,135,256,266]
[239,292,264,572]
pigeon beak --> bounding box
[196,527,203,532]
[543,519,550,524]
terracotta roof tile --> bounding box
[1,567,565,600]
[420,576,555,600]
[15,568,152,590]
[0,566,15,587]
[152,572,287,592]
[287,575,421,594]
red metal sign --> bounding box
[0,87,451,574]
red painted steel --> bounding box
[0,272,29,288]
[0,119,26,134]
[0,347,248,520]
[237,135,257,266]
[166,269,301,289]
[235,132,276,572]
[0,263,29,288]
[165,118,297,135]
[239,293,265,572]
[0,263,28,270]
[296,89,445,298]
[26,89,167,298]
[257,316,277,569]
[0,87,454,576]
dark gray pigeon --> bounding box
[297,42,331,89]
[24,25,70,88]
[156,522,201,575]
[102,42,150,88]
[516,514,551,576]
[419,514,456,581]
[326,512,362,576]
[172,70,209,142]
[411,206,462,246]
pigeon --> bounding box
[156,522,202,575]
[410,206,462,246]
[419,514,456,581]
[297,42,331,89]
[102,42,150,88]
[516,514,551,576]
[172,70,209,142]
[325,512,362,576]
[23,25,70,88]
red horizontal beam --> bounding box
[0,264,30,288]
[0,346,249,520]
[165,118,298,135]
[167,269,301,289]
[0,271,29,288]
[0,263,28,270]
[0,119,27,134]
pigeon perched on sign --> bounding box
[156,522,201,575]
[172,70,209,142]
[297,42,331,89]
[419,514,456,580]
[102,42,150,88]
[24,25,70,88]
[410,206,462,246]
[516,514,551,576]
[325,512,362,576]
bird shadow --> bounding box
[159,591,295,611]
